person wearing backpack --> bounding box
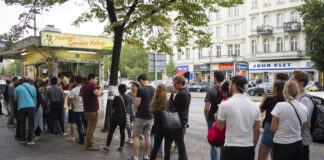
[291,70,314,160]
[204,71,224,160]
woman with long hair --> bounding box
[270,80,308,160]
[150,84,168,160]
[258,80,286,160]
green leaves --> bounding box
[166,57,177,77]
[298,0,324,71]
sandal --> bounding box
[102,147,110,152]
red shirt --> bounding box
[80,82,99,112]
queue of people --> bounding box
[0,70,317,160]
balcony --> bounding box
[247,51,305,60]
[284,22,301,32]
[257,25,273,35]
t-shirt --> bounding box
[46,85,64,102]
[204,86,222,121]
[261,96,284,123]
[80,82,99,112]
[69,86,84,112]
[135,85,155,120]
[299,92,314,145]
[14,83,37,110]
[8,83,15,103]
[271,100,308,144]
[218,94,261,147]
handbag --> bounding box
[161,110,181,131]
[120,95,131,128]
[207,122,225,147]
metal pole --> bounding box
[34,6,36,36]
[155,53,157,84]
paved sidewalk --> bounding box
[0,115,207,160]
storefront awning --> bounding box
[176,70,187,75]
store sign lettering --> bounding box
[219,64,234,70]
[252,63,292,69]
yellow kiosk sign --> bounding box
[40,32,113,50]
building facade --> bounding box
[169,0,319,84]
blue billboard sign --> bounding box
[177,65,189,71]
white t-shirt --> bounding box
[68,86,84,112]
[218,94,261,147]
[271,100,308,144]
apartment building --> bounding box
[169,0,319,83]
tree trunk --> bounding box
[103,26,124,131]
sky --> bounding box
[0,0,106,38]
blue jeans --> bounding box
[75,112,85,142]
[208,120,219,160]
[151,134,165,153]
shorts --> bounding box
[68,109,76,123]
[260,122,274,148]
[133,117,154,137]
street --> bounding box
[0,97,324,160]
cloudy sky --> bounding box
[0,0,106,37]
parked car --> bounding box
[188,83,208,92]
[305,81,323,92]
[248,82,272,96]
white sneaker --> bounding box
[66,137,75,141]
[128,139,133,144]
[26,141,35,145]
[33,136,40,141]
[63,132,68,136]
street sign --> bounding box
[148,53,166,73]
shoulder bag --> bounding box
[161,110,181,131]
[120,95,130,128]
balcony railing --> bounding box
[284,22,301,32]
[257,25,273,35]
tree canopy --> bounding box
[298,0,324,71]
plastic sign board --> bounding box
[148,54,166,73]
[40,32,113,50]
[219,64,234,70]
[177,66,189,71]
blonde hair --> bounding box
[150,84,168,113]
[283,80,300,101]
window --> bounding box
[227,45,233,57]
[251,17,257,30]
[215,26,222,38]
[252,0,257,8]
[264,15,270,25]
[234,44,240,57]
[228,6,239,17]
[264,39,270,53]
[228,24,239,36]
[277,13,283,27]
[277,37,283,52]
[208,11,213,21]
[186,48,190,59]
[251,40,257,54]
[227,25,233,36]
[235,6,239,16]
[216,46,221,57]
[234,24,240,36]
[291,11,298,22]
[198,47,202,59]
[177,52,181,60]
[276,0,283,3]
[264,0,270,5]
[215,9,221,19]
[291,36,298,51]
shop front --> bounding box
[194,64,210,82]
[0,31,113,84]
[219,63,234,81]
[249,60,318,83]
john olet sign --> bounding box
[40,32,113,50]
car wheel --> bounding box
[250,90,255,96]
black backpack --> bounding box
[301,94,324,143]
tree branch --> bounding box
[124,0,176,31]
[122,0,139,28]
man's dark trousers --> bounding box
[19,107,35,142]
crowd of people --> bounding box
[0,69,316,160]
[206,70,314,160]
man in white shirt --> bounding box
[217,75,261,160]
[291,70,314,160]
[69,75,86,145]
